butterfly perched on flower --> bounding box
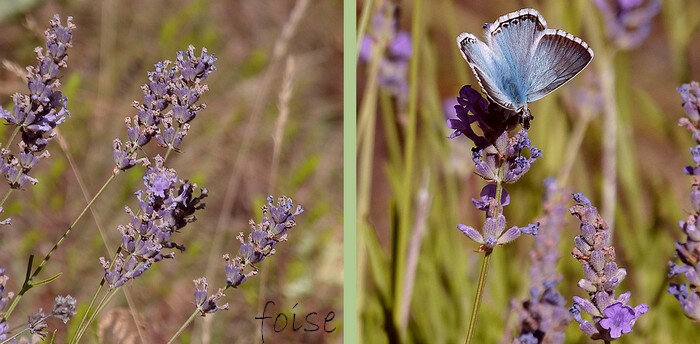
[457,8,593,128]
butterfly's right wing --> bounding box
[526,29,593,103]
[457,33,515,109]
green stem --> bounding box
[465,252,492,344]
[1,172,117,322]
[4,126,20,148]
[167,309,199,344]
[72,288,118,343]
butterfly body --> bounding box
[457,8,593,128]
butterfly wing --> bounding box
[457,33,515,109]
[463,8,548,110]
[526,29,593,103]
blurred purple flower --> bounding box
[0,268,12,340]
[512,180,570,344]
[193,277,228,316]
[113,46,216,171]
[359,4,412,99]
[593,0,660,49]
[100,155,207,289]
[569,193,648,341]
[224,195,303,288]
[668,81,700,321]
[0,15,74,191]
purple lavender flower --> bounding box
[113,46,216,171]
[100,155,207,289]
[450,86,540,252]
[667,81,700,321]
[0,268,12,340]
[569,193,648,341]
[224,195,303,288]
[0,15,74,190]
[193,278,228,316]
[593,0,660,49]
[359,4,411,99]
[511,180,570,344]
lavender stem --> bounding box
[0,172,117,322]
[466,251,492,344]
[167,308,199,344]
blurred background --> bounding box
[0,0,342,343]
[358,0,700,343]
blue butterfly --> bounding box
[457,8,593,128]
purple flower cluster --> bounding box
[223,195,303,289]
[667,81,700,321]
[569,193,648,341]
[113,46,216,171]
[100,155,207,289]
[193,277,228,316]
[450,86,540,252]
[190,196,303,317]
[359,3,412,100]
[512,180,570,344]
[0,268,12,340]
[0,15,74,190]
[593,0,660,49]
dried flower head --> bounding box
[51,295,77,324]
[113,46,216,171]
[667,81,700,321]
[100,155,207,288]
[0,15,75,191]
[27,310,47,337]
[569,193,648,341]
[224,195,303,288]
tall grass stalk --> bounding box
[393,0,423,333]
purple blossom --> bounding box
[100,155,207,289]
[113,46,216,171]
[224,195,303,288]
[193,278,228,316]
[0,268,12,341]
[511,180,570,344]
[668,81,700,321]
[359,4,411,99]
[0,15,74,191]
[569,193,648,341]
[450,86,540,252]
[593,0,660,49]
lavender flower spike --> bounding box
[113,46,216,170]
[0,268,13,340]
[100,155,208,288]
[224,195,303,288]
[449,85,540,252]
[359,2,411,100]
[593,0,660,49]
[511,180,570,344]
[193,278,228,316]
[569,193,648,341]
[0,15,75,190]
[667,81,700,321]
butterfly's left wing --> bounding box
[526,29,593,103]
[457,33,515,109]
